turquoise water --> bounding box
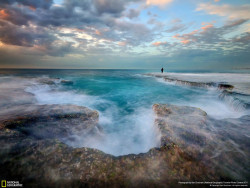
[0,69,249,156]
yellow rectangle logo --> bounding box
[1,180,6,187]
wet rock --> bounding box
[218,83,234,90]
[146,73,236,91]
[0,103,230,187]
[145,73,216,88]
[60,80,73,85]
[153,104,250,181]
[0,132,220,187]
[164,77,215,88]
[37,78,59,85]
[153,104,208,150]
[0,104,100,140]
[0,88,36,108]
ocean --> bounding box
[0,69,249,158]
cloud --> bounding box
[111,19,153,46]
[118,41,127,46]
[126,9,141,19]
[172,19,249,47]
[166,24,186,32]
[152,41,167,46]
[232,32,250,44]
[172,29,199,44]
[0,20,53,47]
[0,9,9,19]
[0,0,53,10]
[0,0,154,51]
[95,30,101,35]
[171,18,181,23]
[0,18,76,57]
[36,40,75,57]
[0,0,249,70]
[146,0,173,7]
[197,3,250,20]
[93,0,125,16]
[180,40,190,44]
[0,0,131,27]
[201,24,213,30]
[166,20,187,33]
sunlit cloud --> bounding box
[118,41,127,46]
[152,41,167,46]
[181,40,190,44]
[146,0,173,7]
[201,23,214,33]
[0,9,9,19]
[95,30,101,35]
[28,5,36,11]
[197,3,250,20]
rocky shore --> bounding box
[0,76,248,187]
[145,73,235,91]
[146,73,250,111]
[1,102,237,187]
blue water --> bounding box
[0,69,249,156]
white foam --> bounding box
[25,83,105,108]
[154,77,176,86]
[152,72,250,83]
[182,90,248,119]
[26,81,161,156]
[65,107,161,156]
[151,73,250,119]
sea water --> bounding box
[0,69,249,156]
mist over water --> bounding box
[0,69,249,157]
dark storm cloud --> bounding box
[0,0,121,27]
[36,0,139,27]
[0,0,53,9]
[0,20,55,47]
[0,0,154,58]
[63,0,91,10]
[93,0,125,15]
[0,19,75,56]
[0,8,28,26]
[9,2,96,27]
[0,0,145,32]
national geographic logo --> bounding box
[1,181,6,187]
[1,180,22,187]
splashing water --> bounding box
[0,69,249,156]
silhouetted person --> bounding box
[161,67,164,73]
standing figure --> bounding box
[161,67,164,73]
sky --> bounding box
[0,0,249,70]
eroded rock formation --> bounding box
[0,103,232,187]
[153,104,250,181]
